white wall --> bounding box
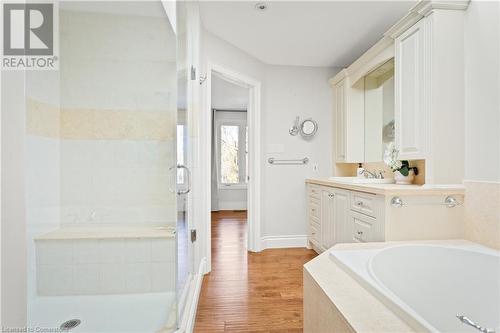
[263,65,337,237]
[201,29,338,243]
[464,0,500,182]
[462,0,500,249]
[25,70,61,304]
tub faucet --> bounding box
[456,315,495,333]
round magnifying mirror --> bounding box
[300,119,318,138]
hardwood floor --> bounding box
[194,211,318,333]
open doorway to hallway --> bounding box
[210,74,249,253]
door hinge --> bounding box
[190,65,196,81]
[190,229,197,243]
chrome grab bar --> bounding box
[456,315,495,333]
[391,196,462,208]
[177,164,191,195]
[268,157,309,165]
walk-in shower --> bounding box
[25,2,193,332]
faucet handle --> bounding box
[377,170,386,179]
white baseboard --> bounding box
[217,201,247,210]
[175,257,206,333]
[261,235,308,249]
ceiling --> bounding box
[59,1,166,18]
[200,1,415,67]
[212,75,249,110]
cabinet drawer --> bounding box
[310,223,320,243]
[309,215,320,229]
[351,192,377,217]
[309,198,320,219]
[350,211,384,243]
[308,185,321,199]
[351,213,375,243]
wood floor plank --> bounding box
[194,211,317,332]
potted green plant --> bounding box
[383,143,419,185]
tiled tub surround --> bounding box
[35,227,176,296]
[464,181,500,250]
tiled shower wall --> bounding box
[58,10,177,226]
[26,72,61,298]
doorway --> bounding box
[203,64,262,273]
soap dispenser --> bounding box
[356,163,365,178]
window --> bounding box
[218,121,248,187]
[220,125,240,184]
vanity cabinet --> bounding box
[306,180,465,253]
[394,18,428,160]
[307,184,384,252]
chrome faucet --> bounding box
[361,169,385,179]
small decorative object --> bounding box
[384,142,418,185]
[299,118,318,138]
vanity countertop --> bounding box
[306,178,465,196]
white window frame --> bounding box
[215,118,248,190]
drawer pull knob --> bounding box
[356,202,363,206]
[328,193,335,198]
[357,231,363,235]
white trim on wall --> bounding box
[202,62,262,273]
[175,257,206,333]
[261,235,308,250]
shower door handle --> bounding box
[177,164,191,195]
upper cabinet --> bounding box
[388,1,469,184]
[394,18,428,160]
[330,71,365,163]
[331,0,469,185]
[330,40,394,164]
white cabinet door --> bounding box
[334,80,346,162]
[332,189,350,244]
[320,188,351,249]
[320,189,336,250]
[395,18,429,160]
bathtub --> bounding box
[329,242,500,333]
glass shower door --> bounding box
[24,2,180,332]
[176,1,195,325]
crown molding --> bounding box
[385,0,470,39]
[329,69,348,86]
[329,36,394,87]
